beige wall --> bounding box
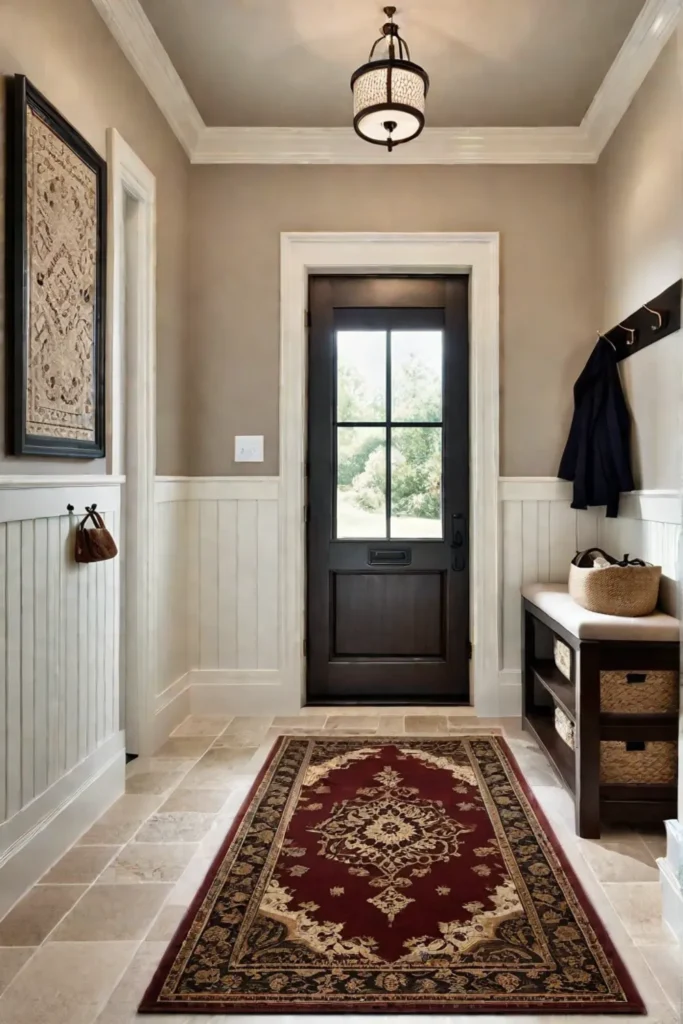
[7,4,676,484]
[596,37,683,490]
[0,0,190,475]
[187,164,597,476]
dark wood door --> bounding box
[306,276,470,704]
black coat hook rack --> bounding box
[602,279,682,362]
[66,502,98,514]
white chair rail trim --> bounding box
[500,480,681,525]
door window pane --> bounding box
[337,427,386,538]
[337,331,386,422]
[390,427,442,538]
[391,331,442,422]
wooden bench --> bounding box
[521,584,679,838]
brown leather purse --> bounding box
[75,506,118,563]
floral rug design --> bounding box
[141,736,644,1014]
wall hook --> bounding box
[618,322,637,346]
[643,303,663,331]
[596,330,616,352]
[600,280,680,362]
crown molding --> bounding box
[192,125,595,165]
[91,0,203,157]
[582,0,681,155]
[91,0,681,165]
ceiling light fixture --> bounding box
[351,6,429,152]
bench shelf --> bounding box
[530,659,576,720]
[524,707,576,793]
[521,587,679,838]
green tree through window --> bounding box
[337,343,442,537]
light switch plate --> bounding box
[235,435,264,462]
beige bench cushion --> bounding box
[522,583,679,642]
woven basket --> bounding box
[600,670,679,714]
[553,638,572,681]
[555,707,575,749]
[600,740,677,785]
[569,548,661,617]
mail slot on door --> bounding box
[367,548,412,566]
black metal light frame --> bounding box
[350,6,429,152]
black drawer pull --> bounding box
[367,548,411,566]
[626,673,647,684]
[625,741,646,752]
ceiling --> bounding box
[139,0,646,129]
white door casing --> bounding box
[107,129,158,754]
[279,232,500,715]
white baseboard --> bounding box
[658,858,683,943]
[151,670,295,749]
[664,819,683,874]
[498,671,523,716]
[657,819,683,942]
[150,669,523,735]
[154,673,191,748]
[189,669,300,716]
[0,732,125,918]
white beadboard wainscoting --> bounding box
[156,476,681,727]
[597,491,681,616]
[499,478,599,713]
[154,477,286,734]
[0,479,125,917]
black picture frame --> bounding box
[5,74,107,457]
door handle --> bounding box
[451,513,465,548]
[451,513,466,571]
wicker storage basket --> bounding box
[553,638,572,681]
[568,548,661,617]
[554,707,575,749]
[553,708,677,783]
[600,670,679,714]
[600,740,677,785]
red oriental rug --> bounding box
[141,735,644,1014]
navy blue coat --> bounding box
[558,337,634,518]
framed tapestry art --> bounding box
[5,75,106,457]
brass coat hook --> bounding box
[595,280,680,363]
[643,303,663,330]
[618,322,637,346]
[597,330,616,352]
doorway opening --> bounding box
[306,276,469,705]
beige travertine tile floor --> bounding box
[0,709,680,1024]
